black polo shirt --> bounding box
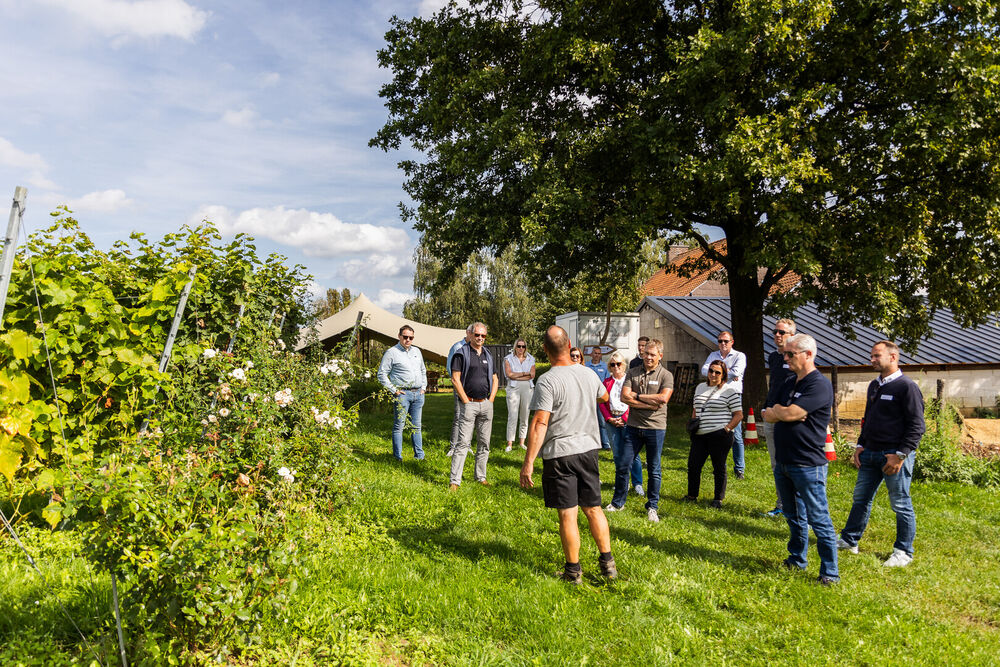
[452,346,492,399]
[773,369,833,467]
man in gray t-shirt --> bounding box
[521,326,616,583]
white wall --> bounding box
[827,368,1000,418]
[555,311,640,358]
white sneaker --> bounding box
[605,503,620,512]
[504,444,512,452]
[647,509,660,523]
[634,484,644,497]
[837,538,859,554]
[884,549,913,568]
[519,443,527,450]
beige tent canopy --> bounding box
[295,293,466,365]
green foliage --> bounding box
[918,401,1000,488]
[0,211,310,523]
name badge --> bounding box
[880,394,894,401]
[649,381,659,386]
[793,392,802,398]
[782,364,789,369]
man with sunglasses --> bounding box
[377,325,427,461]
[446,325,475,456]
[701,331,748,478]
[761,319,797,517]
[762,334,839,585]
[450,322,499,489]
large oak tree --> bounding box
[372,0,1000,406]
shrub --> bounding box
[917,402,1000,488]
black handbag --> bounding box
[686,417,700,435]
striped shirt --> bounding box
[692,382,742,435]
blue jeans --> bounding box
[773,463,839,580]
[840,449,916,556]
[607,423,642,489]
[391,390,424,460]
[612,426,664,510]
[597,410,610,448]
[731,421,745,474]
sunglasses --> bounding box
[608,362,622,367]
[401,335,414,340]
[707,370,723,375]
[473,333,487,338]
[773,329,791,336]
[515,344,525,348]
[782,350,805,359]
[717,339,732,344]
[570,354,581,359]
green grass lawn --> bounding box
[3,391,999,665]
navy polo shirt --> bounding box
[773,369,833,467]
[452,347,492,399]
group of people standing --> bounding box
[377,319,925,584]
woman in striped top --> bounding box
[685,360,744,508]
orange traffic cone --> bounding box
[744,408,758,446]
[824,425,837,461]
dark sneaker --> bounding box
[681,495,697,503]
[782,558,806,571]
[599,558,618,580]
[710,499,723,509]
[735,470,745,480]
[765,507,784,518]
[556,569,582,584]
[816,575,839,586]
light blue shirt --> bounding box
[378,343,427,392]
[585,360,610,383]
[701,349,747,393]
[446,339,465,378]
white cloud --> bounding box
[339,253,411,281]
[36,0,209,40]
[258,72,281,87]
[221,106,258,128]
[375,288,411,313]
[192,205,409,258]
[0,137,57,192]
[418,0,469,16]
[68,189,133,213]
[304,279,326,303]
[0,137,47,171]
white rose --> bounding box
[203,348,218,359]
[219,407,231,418]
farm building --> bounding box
[639,296,1000,418]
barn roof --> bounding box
[640,296,1000,368]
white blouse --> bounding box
[504,352,535,388]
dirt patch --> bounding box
[961,419,1000,459]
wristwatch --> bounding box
[894,451,907,459]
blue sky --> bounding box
[0,0,450,312]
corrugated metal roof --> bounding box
[641,296,1000,368]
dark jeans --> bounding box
[687,429,733,501]
[611,426,665,510]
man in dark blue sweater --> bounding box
[762,334,839,585]
[838,340,925,568]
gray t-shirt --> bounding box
[529,364,608,460]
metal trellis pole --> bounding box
[0,186,27,328]
[140,265,197,433]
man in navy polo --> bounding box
[838,340,925,568]
[761,318,797,517]
[762,333,839,585]
[449,322,498,489]
[446,325,474,455]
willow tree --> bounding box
[372,0,1000,406]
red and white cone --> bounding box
[824,425,837,461]
[744,408,759,446]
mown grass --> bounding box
[4,391,999,665]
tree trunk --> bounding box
[727,267,767,419]
[598,292,613,346]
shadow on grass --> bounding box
[612,525,775,574]
[386,523,535,570]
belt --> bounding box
[467,398,487,402]
[398,387,420,390]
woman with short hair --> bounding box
[686,359,743,508]
[503,338,536,451]
[600,351,643,497]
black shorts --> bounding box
[542,449,603,509]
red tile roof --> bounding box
[642,239,799,297]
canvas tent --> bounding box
[295,293,466,365]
